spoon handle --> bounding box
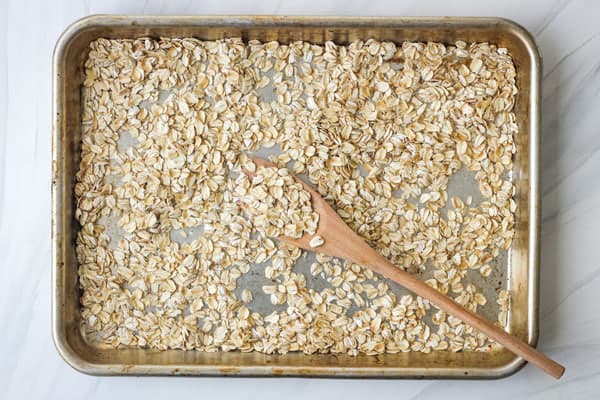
[365,249,565,379]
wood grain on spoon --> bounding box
[246,156,565,379]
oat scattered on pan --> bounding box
[235,163,319,239]
[309,235,325,248]
[76,37,517,355]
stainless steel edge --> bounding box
[52,16,89,374]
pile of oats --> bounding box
[235,162,319,239]
[76,37,516,354]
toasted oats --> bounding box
[237,165,318,239]
[241,288,253,303]
[77,37,517,356]
[309,235,325,248]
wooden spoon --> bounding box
[245,156,565,379]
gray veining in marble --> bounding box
[1,0,599,399]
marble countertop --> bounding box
[1,0,599,398]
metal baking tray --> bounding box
[52,15,541,378]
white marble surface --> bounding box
[1,0,599,398]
